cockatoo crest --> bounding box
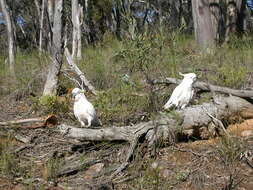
[72,88,101,127]
[163,72,197,110]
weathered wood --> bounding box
[57,96,253,141]
[153,77,253,98]
[0,114,58,128]
[57,96,253,176]
[64,48,97,95]
[57,158,102,177]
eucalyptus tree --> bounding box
[0,0,16,78]
[43,0,64,96]
[191,0,215,50]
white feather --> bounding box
[72,88,100,127]
[163,73,197,110]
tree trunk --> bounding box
[191,0,215,49]
[72,0,83,60]
[43,0,64,96]
[77,4,83,60]
[71,0,78,58]
[0,0,16,78]
[47,0,54,51]
[39,0,46,53]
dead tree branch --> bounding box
[56,96,253,176]
[64,48,97,95]
[152,77,253,98]
[0,114,58,128]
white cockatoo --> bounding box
[72,88,100,127]
[163,72,197,110]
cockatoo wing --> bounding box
[164,85,184,109]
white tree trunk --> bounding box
[43,0,63,96]
[191,0,215,49]
[77,4,83,60]
[39,0,45,53]
[72,0,82,60]
[71,0,78,58]
[47,0,54,50]
[0,0,15,78]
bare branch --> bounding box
[153,77,253,98]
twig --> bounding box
[203,107,231,137]
[171,146,208,157]
[61,70,83,89]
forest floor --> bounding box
[0,95,253,190]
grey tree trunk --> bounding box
[71,0,78,58]
[0,0,16,78]
[77,4,83,60]
[43,0,64,96]
[39,0,46,53]
[47,0,54,50]
[72,0,83,60]
[47,0,54,25]
[191,0,215,49]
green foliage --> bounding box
[94,82,149,125]
[217,61,247,88]
[217,136,245,165]
[39,95,69,114]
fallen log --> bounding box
[57,96,253,176]
[152,77,253,98]
[0,114,58,128]
[58,96,253,141]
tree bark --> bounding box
[39,0,46,53]
[0,0,16,78]
[191,0,215,49]
[76,4,83,60]
[71,0,78,58]
[57,96,253,142]
[43,0,64,96]
[72,0,83,60]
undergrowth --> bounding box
[0,33,253,124]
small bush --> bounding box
[217,136,245,166]
[39,95,70,114]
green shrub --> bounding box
[39,95,70,114]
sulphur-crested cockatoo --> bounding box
[72,88,100,127]
[163,72,197,110]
